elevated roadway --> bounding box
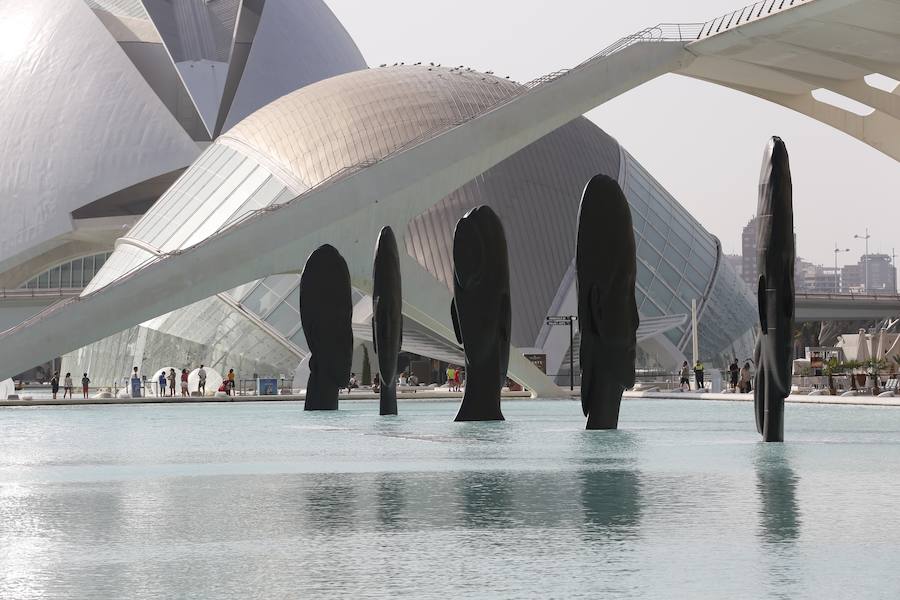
[795,292,900,321]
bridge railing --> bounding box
[697,0,814,38]
[796,292,900,302]
[0,288,84,300]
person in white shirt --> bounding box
[197,365,207,395]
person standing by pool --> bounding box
[227,368,236,396]
[694,360,705,391]
[157,371,167,397]
[168,369,176,397]
[454,367,462,391]
[679,361,691,391]
[63,372,73,399]
[197,365,207,396]
[180,368,189,397]
[446,365,456,391]
[131,366,141,398]
[50,371,60,399]
[729,359,740,392]
[81,373,90,399]
[739,362,752,393]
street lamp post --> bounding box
[834,245,849,293]
[854,228,871,292]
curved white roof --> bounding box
[221,66,522,190]
[0,0,366,278]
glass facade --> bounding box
[622,151,720,349]
[20,252,112,289]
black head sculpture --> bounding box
[450,205,510,421]
[754,137,795,442]
[299,244,353,411]
[372,226,403,416]
[577,175,639,430]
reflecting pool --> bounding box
[2,400,899,598]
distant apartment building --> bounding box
[741,217,759,288]
[725,254,743,281]
[842,254,897,293]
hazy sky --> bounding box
[326,0,900,268]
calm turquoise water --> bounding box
[2,399,900,599]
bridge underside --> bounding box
[681,0,900,161]
[795,293,900,321]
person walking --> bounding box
[63,372,73,399]
[50,371,60,400]
[168,368,176,397]
[81,373,90,399]
[227,368,236,396]
[694,360,705,391]
[679,361,691,391]
[729,359,740,392]
[740,362,752,393]
[454,367,462,391]
[180,368,189,397]
[197,365,207,396]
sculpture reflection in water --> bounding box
[577,175,639,430]
[753,137,795,442]
[754,447,801,543]
[578,431,642,536]
[450,206,510,422]
[754,446,802,596]
[299,244,353,411]
[372,226,403,416]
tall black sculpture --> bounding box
[577,175,639,430]
[754,137,795,442]
[450,206,510,422]
[299,244,353,411]
[372,226,403,416]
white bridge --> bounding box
[1,0,898,393]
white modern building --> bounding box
[1,0,897,393]
[0,0,365,319]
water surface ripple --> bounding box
[1,400,899,598]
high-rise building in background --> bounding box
[725,254,743,282]
[842,254,897,293]
[741,217,759,288]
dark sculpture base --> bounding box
[584,381,625,430]
[755,360,785,442]
[453,368,505,422]
[304,366,339,411]
[380,382,398,416]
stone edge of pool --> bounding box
[2,390,898,408]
